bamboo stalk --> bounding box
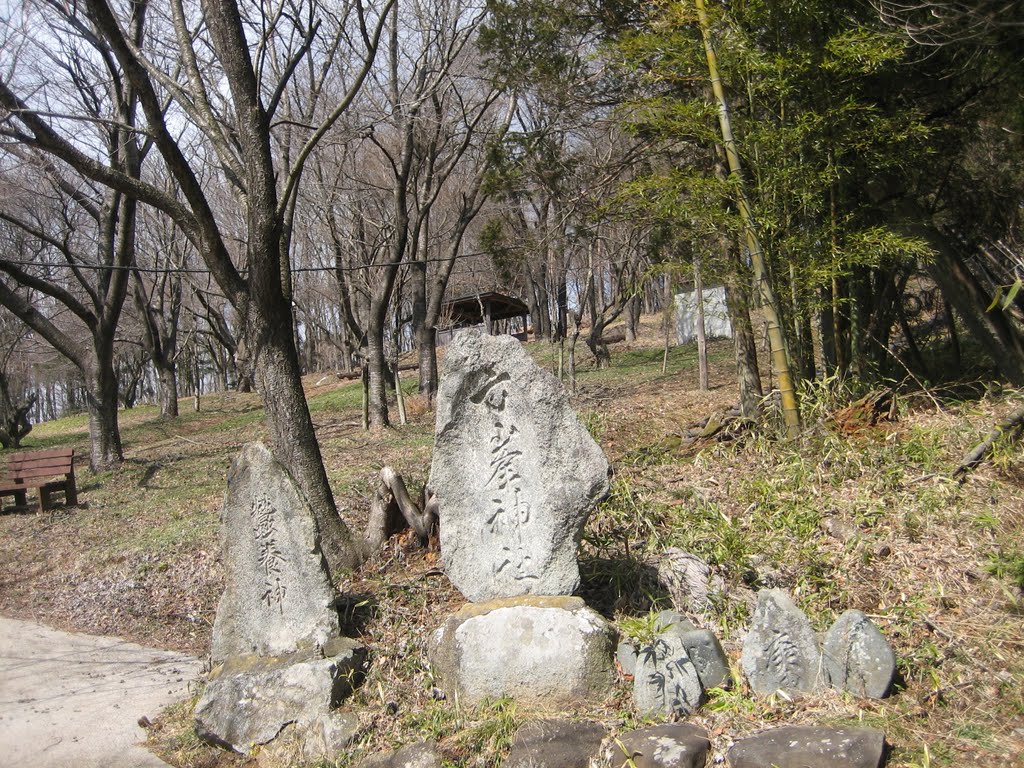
[695,0,800,437]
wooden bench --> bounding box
[0,448,78,512]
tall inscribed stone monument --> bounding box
[429,331,610,602]
[194,443,365,759]
[427,331,616,706]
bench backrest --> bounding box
[7,448,75,485]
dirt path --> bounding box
[0,616,202,768]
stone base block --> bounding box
[428,596,616,707]
[194,638,365,756]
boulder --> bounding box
[615,723,710,768]
[194,639,365,755]
[429,332,610,602]
[504,720,606,768]
[727,726,887,768]
[823,610,896,698]
[428,596,616,707]
[358,741,443,768]
[740,589,821,695]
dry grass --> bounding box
[1,318,1023,767]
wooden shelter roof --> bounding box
[441,292,529,327]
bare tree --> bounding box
[0,0,392,573]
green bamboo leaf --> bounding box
[1001,280,1022,310]
[987,286,1004,312]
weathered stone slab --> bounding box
[211,442,341,662]
[429,332,610,602]
[505,720,606,768]
[654,610,696,635]
[617,641,638,677]
[428,596,616,707]
[194,640,366,755]
[358,741,443,768]
[740,589,821,695]
[727,726,887,768]
[633,634,704,716]
[823,610,896,698]
[679,628,731,690]
[615,723,710,768]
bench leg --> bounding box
[65,480,78,507]
[14,489,26,507]
[38,487,50,512]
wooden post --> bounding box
[394,365,407,426]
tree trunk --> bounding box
[697,0,800,436]
[724,241,763,418]
[248,313,360,575]
[625,295,640,342]
[84,358,124,472]
[156,360,179,419]
[365,324,391,430]
[819,283,837,377]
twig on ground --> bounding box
[953,402,1024,481]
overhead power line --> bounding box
[0,250,493,275]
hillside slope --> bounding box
[1,327,1021,767]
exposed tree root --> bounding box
[362,466,439,555]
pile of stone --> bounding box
[426,332,616,706]
[741,589,896,698]
[193,443,366,760]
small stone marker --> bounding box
[654,609,696,635]
[679,628,731,690]
[504,720,606,768]
[211,442,341,662]
[727,725,887,768]
[195,442,365,758]
[615,723,710,768]
[740,589,821,695]
[429,332,610,602]
[428,596,616,706]
[823,610,896,698]
[633,634,705,716]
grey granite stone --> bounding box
[358,741,442,768]
[823,610,896,698]
[633,633,705,716]
[615,723,710,768]
[740,589,821,695]
[428,596,616,707]
[654,610,696,636]
[679,628,731,690]
[194,641,365,755]
[727,725,887,768]
[429,332,610,601]
[504,720,606,768]
[617,641,638,677]
[211,442,341,662]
